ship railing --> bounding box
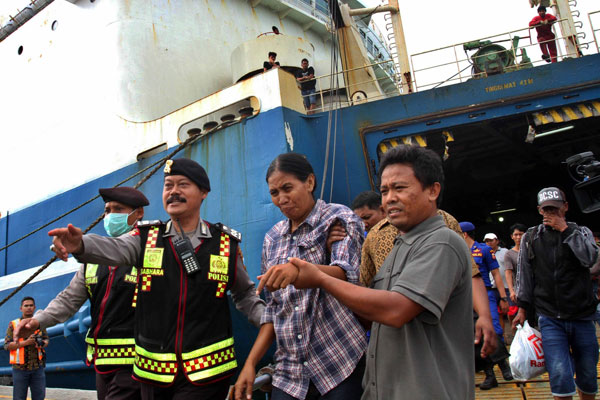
[409,17,597,92]
[301,59,400,113]
[589,10,600,53]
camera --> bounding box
[565,152,600,213]
[33,335,44,347]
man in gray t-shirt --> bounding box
[278,145,475,399]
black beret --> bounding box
[163,158,211,192]
[99,187,149,208]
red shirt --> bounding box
[529,14,557,40]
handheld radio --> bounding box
[173,219,202,276]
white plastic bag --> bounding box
[509,321,546,380]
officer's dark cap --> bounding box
[99,187,149,208]
[163,158,211,192]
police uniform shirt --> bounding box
[75,219,265,326]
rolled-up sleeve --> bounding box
[260,243,276,325]
[330,218,364,284]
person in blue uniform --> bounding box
[460,221,513,389]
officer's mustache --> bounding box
[167,195,187,204]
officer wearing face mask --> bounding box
[14,187,148,400]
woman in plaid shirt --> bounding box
[234,153,367,400]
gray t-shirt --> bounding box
[362,215,475,400]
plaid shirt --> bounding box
[261,199,367,399]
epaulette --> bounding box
[136,220,164,228]
[214,223,242,242]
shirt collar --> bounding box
[394,214,444,245]
[278,199,324,235]
[164,218,211,239]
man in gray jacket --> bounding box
[514,187,599,400]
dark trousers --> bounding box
[96,367,141,400]
[12,367,45,400]
[271,356,365,400]
[140,372,230,400]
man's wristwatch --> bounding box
[500,297,508,302]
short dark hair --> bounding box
[464,231,474,239]
[537,5,546,12]
[351,191,381,211]
[378,145,444,205]
[266,153,317,194]
[510,223,528,233]
[268,52,277,58]
[21,296,35,305]
[301,58,309,63]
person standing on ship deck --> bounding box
[529,5,558,63]
[234,153,367,400]
[264,52,280,72]
[295,59,317,113]
[46,158,266,400]
[15,187,149,400]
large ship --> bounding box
[1,0,599,391]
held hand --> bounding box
[288,258,324,289]
[233,363,256,400]
[14,318,39,339]
[326,222,346,254]
[48,224,84,261]
[21,338,36,347]
[256,262,299,294]
[512,308,526,330]
[474,316,497,358]
[509,289,517,304]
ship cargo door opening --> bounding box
[371,112,600,242]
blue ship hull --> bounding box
[1,53,600,389]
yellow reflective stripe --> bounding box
[86,344,93,362]
[181,337,235,360]
[86,264,98,278]
[85,337,136,345]
[133,364,175,383]
[135,345,177,361]
[95,358,135,365]
[187,360,237,381]
[578,104,593,117]
[562,106,578,121]
[548,109,563,123]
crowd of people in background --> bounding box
[4,145,599,400]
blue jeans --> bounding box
[12,367,46,400]
[301,88,316,109]
[538,315,599,396]
[271,356,365,400]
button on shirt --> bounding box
[261,199,367,399]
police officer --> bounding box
[16,187,149,400]
[47,158,265,400]
[459,221,512,389]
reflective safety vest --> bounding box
[84,262,138,372]
[133,221,239,385]
[9,319,43,365]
